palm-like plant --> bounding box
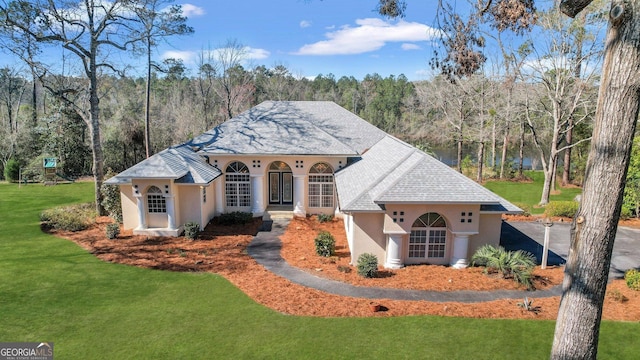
[471,245,536,289]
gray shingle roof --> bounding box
[335,136,521,213]
[189,101,386,155]
[104,144,221,185]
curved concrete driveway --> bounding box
[247,219,563,303]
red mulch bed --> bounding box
[50,216,640,320]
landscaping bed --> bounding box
[51,216,640,320]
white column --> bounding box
[251,174,265,216]
[215,179,224,216]
[135,195,147,230]
[450,233,471,269]
[293,175,306,217]
[384,233,404,269]
[165,194,176,230]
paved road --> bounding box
[501,221,640,279]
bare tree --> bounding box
[132,0,193,158]
[212,39,255,120]
[523,7,600,205]
[0,0,144,214]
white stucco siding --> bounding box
[471,213,503,255]
[120,184,138,230]
[351,212,386,265]
[383,204,482,234]
[202,185,216,228]
[178,186,203,228]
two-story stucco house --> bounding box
[106,101,520,268]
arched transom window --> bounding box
[269,161,291,171]
[308,162,334,208]
[225,161,251,207]
[147,186,166,213]
[409,213,447,259]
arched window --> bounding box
[308,162,334,208]
[225,161,251,207]
[147,186,166,213]
[409,213,447,259]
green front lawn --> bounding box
[0,182,634,359]
[484,171,582,214]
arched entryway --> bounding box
[268,161,293,205]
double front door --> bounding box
[269,172,293,205]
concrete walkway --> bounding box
[247,219,563,303]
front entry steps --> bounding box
[262,208,294,221]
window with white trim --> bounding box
[308,162,334,208]
[147,186,166,213]
[225,162,250,207]
[409,213,447,259]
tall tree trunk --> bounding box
[552,1,640,358]
[144,38,152,159]
[562,118,574,186]
[518,120,525,177]
[457,133,463,173]
[500,124,509,179]
[476,141,485,182]
[89,43,105,215]
[31,71,37,126]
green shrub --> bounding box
[317,214,334,223]
[357,253,379,278]
[625,269,640,290]
[184,222,200,240]
[512,202,532,217]
[314,231,335,257]
[106,223,120,239]
[40,203,97,232]
[3,159,20,182]
[101,171,123,223]
[471,244,536,289]
[544,201,579,218]
[217,211,253,225]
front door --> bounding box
[269,172,293,205]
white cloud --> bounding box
[161,50,197,64]
[300,20,312,28]
[401,43,421,51]
[294,18,440,56]
[181,4,205,17]
[245,47,270,60]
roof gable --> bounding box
[105,145,221,185]
[335,135,520,213]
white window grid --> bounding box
[147,186,166,213]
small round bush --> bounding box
[314,231,335,257]
[625,269,640,290]
[357,253,379,278]
[317,214,334,223]
[184,222,200,240]
[106,223,120,239]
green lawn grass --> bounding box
[484,171,582,214]
[0,181,634,359]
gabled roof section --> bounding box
[189,101,386,155]
[335,135,521,213]
[104,144,221,185]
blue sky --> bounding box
[158,1,444,81]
